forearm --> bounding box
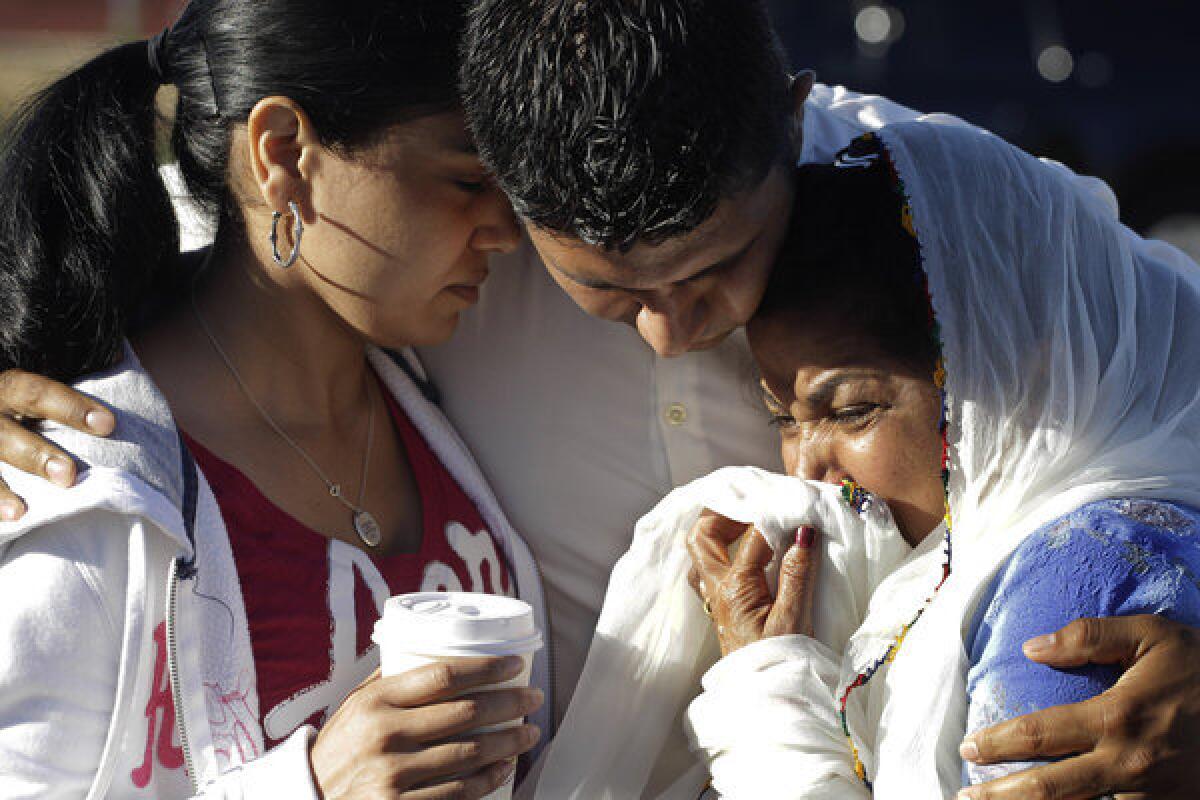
[189,727,320,800]
[0,518,130,798]
[961,502,1200,795]
[687,636,871,799]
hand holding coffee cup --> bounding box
[309,593,544,800]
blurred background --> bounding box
[0,1,175,106]
[771,1,1200,257]
[1,0,1197,256]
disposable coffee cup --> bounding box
[373,592,543,800]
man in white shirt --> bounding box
[444,0,955,717]
[0,0,1197,796]
[424,78,927,714]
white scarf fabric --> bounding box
[862,120,1200,795]
[535,119,1200,799]
[532,469,911,799]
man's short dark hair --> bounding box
[461,0,795,251]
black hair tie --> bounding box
[147,27,172,84]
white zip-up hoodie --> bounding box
[0,344,552,799]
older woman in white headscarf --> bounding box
[528,120,1200,799]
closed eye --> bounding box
[831,403,885,424]
[759,382,792,426]
[453,176,490,193]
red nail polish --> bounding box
[796,526,816,548]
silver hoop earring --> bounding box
[270,201,304,268]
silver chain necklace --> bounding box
[190,292,383,548]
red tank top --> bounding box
[183,377,514,748]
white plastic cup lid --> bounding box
[373,592,543,657]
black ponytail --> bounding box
[0,41,178,381]
[0,0,466,382]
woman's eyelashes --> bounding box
[760,385,796,428]
[452,175,490,193]
[764,400,888,432]
[760,379,888,431]
[830,402,886,426]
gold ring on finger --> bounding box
[703,598,714,617]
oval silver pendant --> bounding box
[353,511,382,548]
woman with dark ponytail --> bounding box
[0,2,548,798]
[0,35,179,382]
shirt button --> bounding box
[665,403,688,426]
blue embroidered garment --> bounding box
[963,498,1200,786]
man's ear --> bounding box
[788,70,816,159]
[244,96,321,227]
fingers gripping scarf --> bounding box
[533,121,1200,799]
[533,470,912,799]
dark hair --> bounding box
[0,0,465,383]
[461,0,794,252]
[756,158,938,375]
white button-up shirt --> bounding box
[418,84,938,721]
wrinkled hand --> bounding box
[686,509,820,657]
[311,656,543,800]
[958,615,1200,800]
[0,369,115,519]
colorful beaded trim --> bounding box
[840,478,873,514]
[833,133,955,787]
